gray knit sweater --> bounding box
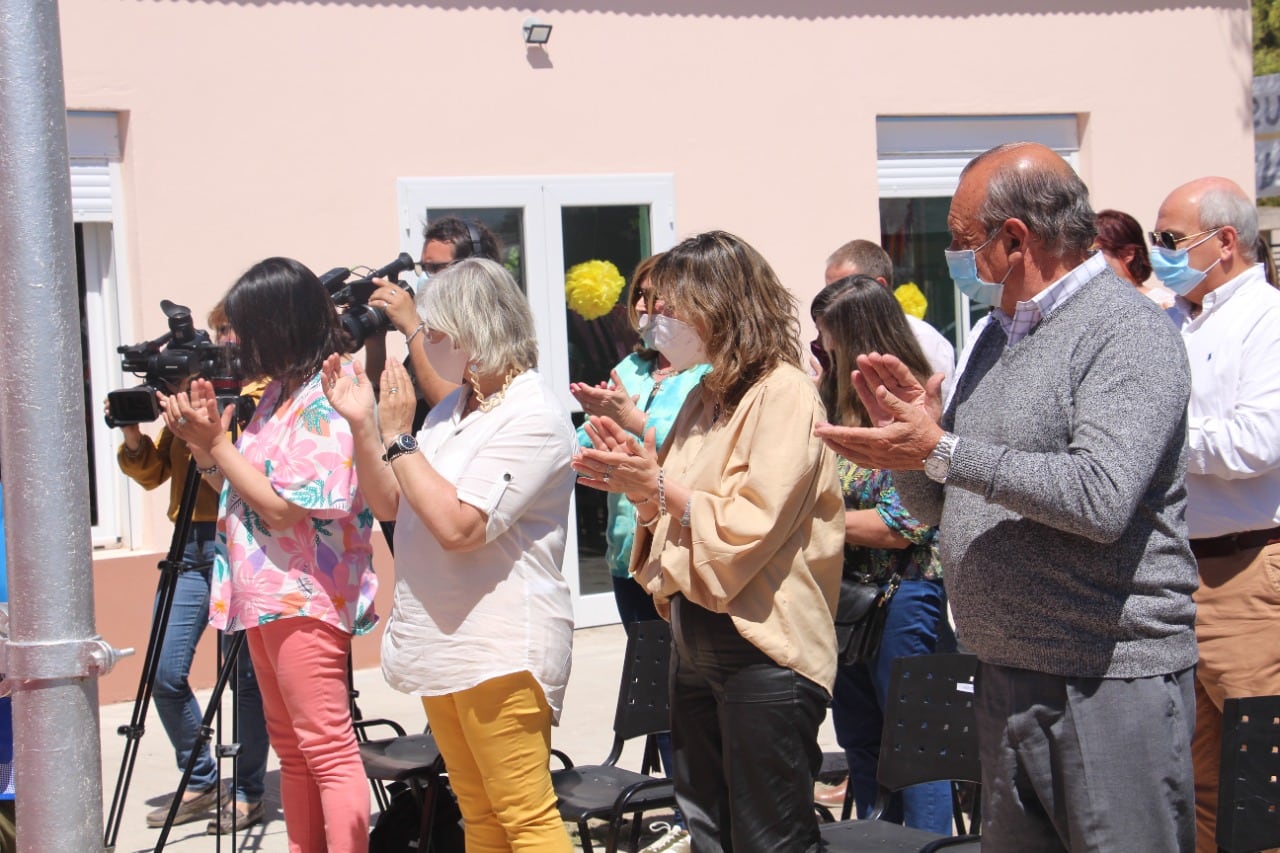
[896,269,1199,679]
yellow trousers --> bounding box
[422,671,571,853]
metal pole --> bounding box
[0,0,131,850]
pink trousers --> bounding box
[247,617,369,853]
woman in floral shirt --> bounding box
[163,257,377,853]
[816,275,951,836]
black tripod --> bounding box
[104,441,250,850]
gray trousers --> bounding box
[975,661,1196,853]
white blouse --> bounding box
[380,370,577,722]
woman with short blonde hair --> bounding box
[326,257,577,853]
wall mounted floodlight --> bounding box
[523,17,553,45]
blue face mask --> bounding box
[1149,229,1222,296]
[944,233,1009,307]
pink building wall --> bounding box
[58,0,1254,700]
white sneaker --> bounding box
[640,824,691,853]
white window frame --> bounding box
[876,115,1081,352]
[394,174,676,627]
[69,111,137,549]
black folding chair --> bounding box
[552,619,678,853]
[1217,694,1280,853]
[820,653,982,853]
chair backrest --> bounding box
[877,653,981,793]
[1217,694,1280,853]
[612,619,673,743]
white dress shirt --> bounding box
[946,253,1107,409]
[381,370,578,721]
[906,314,956,394]
[1167,264,1280,538]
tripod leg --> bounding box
[154,630,246,852]
[104,462,207,849]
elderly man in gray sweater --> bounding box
[816,142,1199,852]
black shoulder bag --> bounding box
[833,572,901,667]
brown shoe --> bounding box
[814,779,849,807]
[206,799,264,834]
[145,784,221,828]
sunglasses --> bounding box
[809,339,831,373]
[418,260,455,275]
[1147,228,1221,252]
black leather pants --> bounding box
[669,595,829,853]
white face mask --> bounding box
[649,315,707,372]
[423,334,470,385]
[636,313,656,349]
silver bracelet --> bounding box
[679,497,692,528]
[657,469,667,517]
[405,323,426,346]
[196,463,219,476]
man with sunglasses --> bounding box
[816,142,1199,852]
[1152,177,1280,853]
[365,216,502,413]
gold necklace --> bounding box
[471,367,520,413]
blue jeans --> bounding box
[152,532,270,803]
[153,535,219,791]
[222,631,270,803]
[831,578,953,834]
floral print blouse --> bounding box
[210,368,378,636]
[839,456,942,584]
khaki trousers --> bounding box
[1192,542,1280,853]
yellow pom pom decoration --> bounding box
[894,282,928,320]
[565,259,626,321]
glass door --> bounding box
[396,175,676,627]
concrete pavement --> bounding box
[98,622,840,852]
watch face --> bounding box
[397,434,417,452]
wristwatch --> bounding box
[382,433,419,463]
[923,432,959,484]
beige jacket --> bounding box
[630,362,844,691]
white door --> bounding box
[396,175,677,627]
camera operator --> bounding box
[364,216,502,412]
[110,303,271,834]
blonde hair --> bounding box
[417,258,538,376]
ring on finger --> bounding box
[177,416,187,426]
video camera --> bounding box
[323,252,418,352]
[106,300,245,427]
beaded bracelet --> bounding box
[657,469,667,517]
[196,463,220,476]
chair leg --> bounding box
[579,818,595,853]
[605,811,629,853]
[841,783,855,821]
[413,778,438,852]
[628,810,644,852]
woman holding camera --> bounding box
[324,257,576,853]
[162,257,378,853]
[573,231,844,852]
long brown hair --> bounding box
[648,231,800,410]
[625,254,663,363]
[818,276,931,427]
